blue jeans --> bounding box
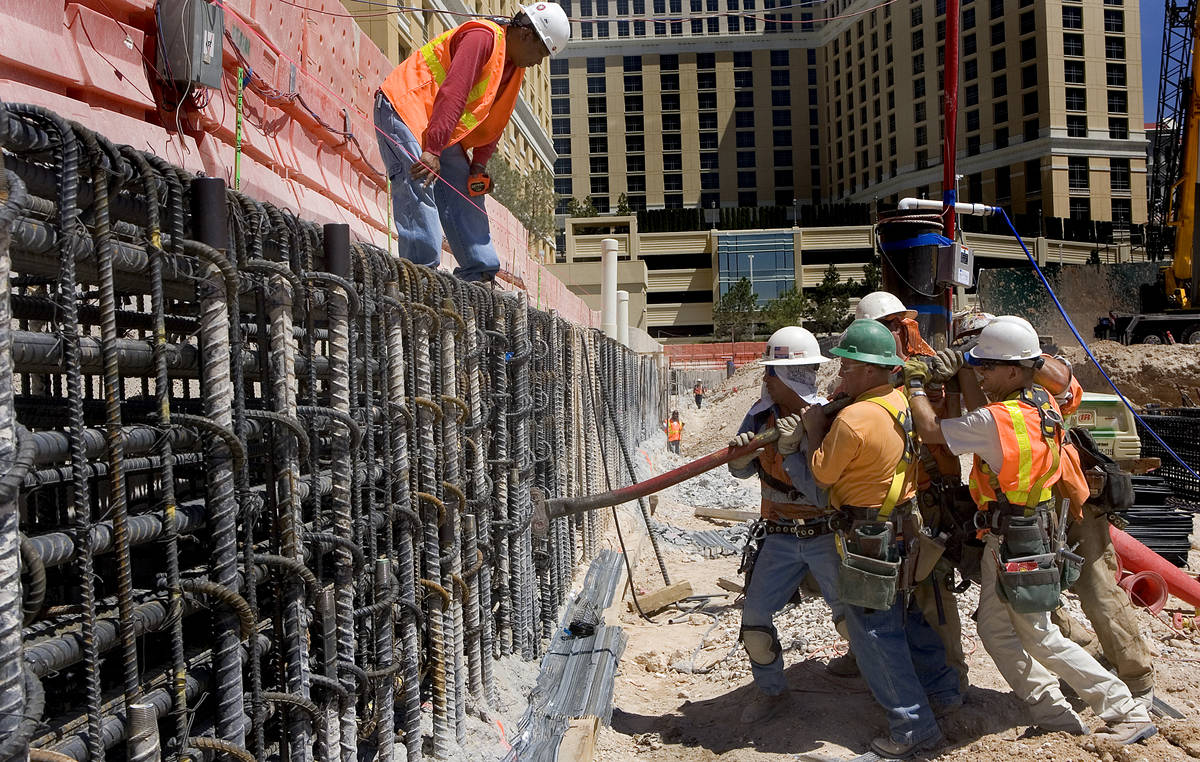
[741,531,844,695]
[844,593,960,745]
[373,93,500,282]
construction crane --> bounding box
[1107,0,1200,343]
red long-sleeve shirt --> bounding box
[422,26,518,167]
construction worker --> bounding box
[664,410,684,454]
[802,319,961,759]
[374,3,570,282]
[941,311,1157,712]
[856,291,936,359]
[726,326,838,724]
[903,316,1156,744]
[693,379,705,408]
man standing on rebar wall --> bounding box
[374,3,569,282]
[726,327,839,724]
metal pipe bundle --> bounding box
[0,99,665,762]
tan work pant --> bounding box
[978,534,1149,725]
[914,569,968,693]
[1050,505,1155,695]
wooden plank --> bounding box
[558,716,599,761]
[716,577,744,595]
[1117,457,1160,475]
[628,580,693,614]
[694,506,758,523]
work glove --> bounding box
[775,413,804,456]
[902,358,930,390]
[727,431,761,470]
[929,348,965,383]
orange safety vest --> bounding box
[380,19,524,151]
[666,420,682,441]
[757,412,822,521]
[968,386,1067,510]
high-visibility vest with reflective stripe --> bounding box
[968,386,1064,509]
[667,420,682,441]
[380,19,524,151]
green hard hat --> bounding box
[829,319,903,366]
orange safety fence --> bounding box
[665,342,767,369]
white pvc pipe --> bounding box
[897,197,998,217]
[616,290,630,347]
[600,238,618,339]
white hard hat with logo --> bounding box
[855,291,916,321]
[522,2,571,57]
[761,326,829,365]
[965,315,1041,364]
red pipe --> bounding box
[1109,525,1200,607]
[1118,571,1169,614]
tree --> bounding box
[615,192,633,216]
[566,195,597,218]
[761,287,809,334]
[712,277,759,343]
[487,159,556,243]
[861,257,882,294]
[805,263,854,334]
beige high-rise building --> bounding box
[349,0,556,181]
[553,0,1146,230]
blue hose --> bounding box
[994,208,1200,483]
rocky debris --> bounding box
[649,518,750,557]
[1060,341,1200,408]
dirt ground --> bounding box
[1060,342,1200,409]
[593,361,1200,762]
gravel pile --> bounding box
[649,518,750,557]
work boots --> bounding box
[1097,721,1157,745]
[1029,695,1089,735]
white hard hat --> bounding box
[761,326,829,365]
[521,2,571,57]
[855,291,916,322]
[966,315,1041,364]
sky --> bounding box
[1143,0,1164,122]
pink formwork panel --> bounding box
[64,4,158,112]
[0,2,85,88]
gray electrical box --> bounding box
[156,0,224,90]
[937,241,974,288]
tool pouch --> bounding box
[914,532,946,583]
[739,521,765,588]
[995,515,1062,614]
[837,523,899,610]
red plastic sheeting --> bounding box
[666,342,768,369]
[0,0,600,327]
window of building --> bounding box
[627,175,646,192]
[554,158,571,175]
[1021,37,1037,60]
[634,20,645,35]
[912,29,924,49]
[628,154,646,172]
[699,111,718,129]
[698,91,717,110]
[991,49,1006,71]
[1110,158,1131,190]
[913,53,925,75]
[911,6,923,25]
[550,59,569,76]
[617,20,630,36]
[736,91,755,108]
[1112,198,1132,225]
[554,177,571,196]
[551,78,569,95]
[591,176,609,194]
[1019,10,1035,34]
[737,151,756,168]
[991,21,1005,45]
[1024,118,1040,141]
[626,134,643,152]
[663,113,681,131]
[914,78,926,99]
[914,101,926,122]
[775,129,793,146]
[697,72,717,91]
[727,15,741,33]
[915,150,928,169]
[1062,6,1082,28]
[734,51,753,68]
[736,111,755,128]
[661,93,681,111]
[663,133,682,150]
[967,135,981,155]
[587,57,605,73]
[1106,63,1126,86]
[734,71,754,89]
[993,76,1008,99]
[915,125,927,145]
[587,76,606,94]
[697,52,715,69]
[590,136,609,155]
[1068,157,1089,190]
[1063,33,1084,57]
[994,101,1008,122]
[965,59,978,80]
[625,114,643,132]
[737,170,757,188]
[772,110,792,127]
[773,70,791,87]
[770,49,789,67]
[771,90,791,107]
[1065,87,1087,111]
[664,153,683,170]
[1105,36,1125,59]
[736,131,755,147]
[964,7,975,27]
[659,54,679,71]
[1104,9,1124,32]
[590,156,608,174]
[1021,63,1038,88]
[699,152,718,170]
[699,132,718,149]
[1069,198,1090,220]
[1067,114,1088,137]
[995,126,1009,148]
[552,117,570,135]
[624,75,642,91]
[964,33,977,56]
[554,137,571,155]
[1025,158,1042,192]
[989,0,1004,19]
[1064,60,1085,84]
[552,97,570,115]
[1107,89,1128,113]
[1023,90,1038,115]
[967,110,980,131]
[661,73,679,91]
[701,172,720,189]
[624,94,644,112]
[1108,117,1129,139]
